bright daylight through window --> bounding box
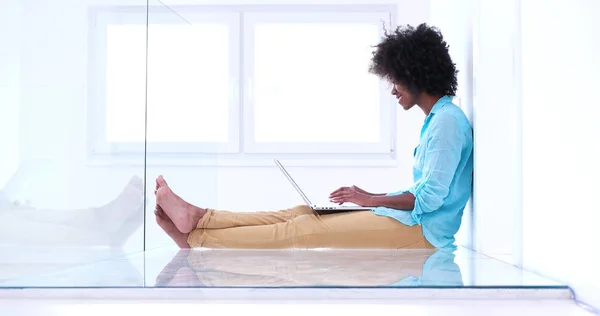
[91,7,396,158]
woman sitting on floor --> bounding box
[154,23,473,250]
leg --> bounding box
[187,210,436,249]
[5,176,143,227]
[155,175,315,233]
[0,176,144,247]
[156,250,293,287]
[184,249,435,287]
[197,270,293,287]
[197,206,316,229]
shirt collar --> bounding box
[429,95,454,116]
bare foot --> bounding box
[154,175,163,217]
[155,175,206,234]
[155,249,192,286]
[94,175,143,228]
[155,207,190,248]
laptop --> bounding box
[274,159,373,213]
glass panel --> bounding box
[146,24,231,144]
[143,3,233,250]
[105,24,147,143]
[108,23,231,144]
[0,0,146,284]
[0,1,572,294]
[253,22,381,143]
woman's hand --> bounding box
[329,186,374,206]
[330,185,370,196]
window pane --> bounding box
[253,23,381,143]
[106,24,146,143]
[106,23,231,143]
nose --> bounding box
[391,86,397,95]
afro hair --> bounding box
[369,23,458,97]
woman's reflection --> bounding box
[154,249,463,287]
[0,176,143,247]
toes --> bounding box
[155,187,168,204]
[155,211,167,224]
[157,175,168,188]
[130,175,144,189]
[155,205,166,218]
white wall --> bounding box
[520,0,600,308]
[470,0,600,307]
[0,0,435,252]
[470,0,523,265]
[0,0,21,190]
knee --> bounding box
[290,205,316,216]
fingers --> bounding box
[329,192,345,200]
[330,191,354,205]
[330,198,347,205]
[331,200,344,205]
[329,187,345,197]
[330,186,355,198]
[338,192,353,198]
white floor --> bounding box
[0,246,564,288]
[0,246,596,315]
[0,299,595,316]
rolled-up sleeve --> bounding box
[408,114,464,223]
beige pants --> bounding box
[184,249,435,286]
[187,205,434,249]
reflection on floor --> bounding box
[2,300,596,316]
[0,246,563,289]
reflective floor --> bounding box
[0,300,595,316]
[0,246,564,288]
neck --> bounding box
[417,94,444,116]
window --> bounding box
[89,5,397,159]
[88,11,239,154]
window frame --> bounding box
[242,10,396,154]
[87,4,398,164]
[88,8,241,155]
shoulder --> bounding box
[431,103,472,135]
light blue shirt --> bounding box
[388,249,463,287]
[373,96,473,250]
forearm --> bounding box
[368,193,415,210]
